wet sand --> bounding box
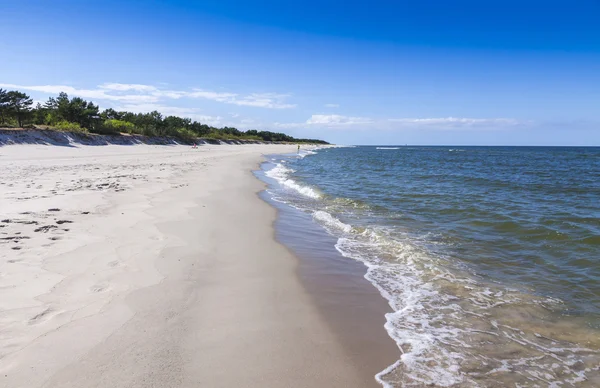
[0,142,395,387]
[261,190,399,384]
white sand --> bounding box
[0,143,375,387]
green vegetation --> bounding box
[54,120,88,133]
[0,88,329,144]
[0,89,33,128]
[101,119,136,134]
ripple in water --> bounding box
[262,146,600,387]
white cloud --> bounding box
[306,114,372,125]
[188,90,295,109]
[387,117,521,126]
[99,83,158,92]
[0,83,296,109]
[116,102,223,125]
[324,103,340,108]
[276,114,526,130]
[275,114,371,128]
[0,83,159,103]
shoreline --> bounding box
[0,143,391,387]
[257,187,399,385]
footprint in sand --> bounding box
[90,284,108,293]
[0,236,31,241]
[35,225,58,233]
[28,308,54,325]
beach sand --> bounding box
[0,142,394,387]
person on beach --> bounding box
[297,144,300,153]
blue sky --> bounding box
[1,0,599,145]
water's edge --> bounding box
[254,162,399,385]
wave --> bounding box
[313,210,353,233]
[265,163,321,199]
[376,147,400,150]
[309,211,600,387]
[313,211,469,386]
[298,149,317,158]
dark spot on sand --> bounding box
[81,211,90,215]
[56,220,73,225]
[29,308,53,324]
[49,236,61,241]
[1,219,12,223]
[11,247,21,250]
[48,208,61,212]
[35,225,58,233]
[0,236,30,241]
[17,220,38,225]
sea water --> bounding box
[261,146,600,387]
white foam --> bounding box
[376,147,400,150]
[325,224,470,386]
[297,149,317,158]
[265,163,321,199]
[312,210,353,233]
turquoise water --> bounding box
[263,146,600,387]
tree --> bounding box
[1,88,329,143]
[7,91,33,127]
[100,108,123,121]
[0,89,9,125]
[32,102,47,125]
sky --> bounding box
[1,0,599,145]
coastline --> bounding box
[258,188,399,385]
[0,142,391,387]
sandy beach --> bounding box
[0,141,393,387]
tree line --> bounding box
[0,89,329,144]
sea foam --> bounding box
[265,163,321,199]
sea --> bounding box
[258,145,600,387]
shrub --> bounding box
[54,120,88,133]
[175,127,198,141]
[99,119,136,135]
[204,131,227,140]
